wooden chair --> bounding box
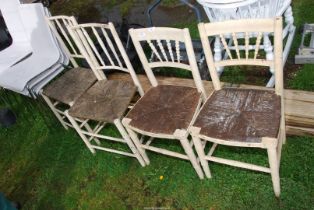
[122,27,207,178]
[190,17,285,196]
[64,23,145,166]
[41,16,97,130]
[197,0,295,87]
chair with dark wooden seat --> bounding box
[64,23,145,166]
[41,16,97,129]
[122,27,207,178]
[190,17,285,196]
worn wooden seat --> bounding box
[43,67,97,105]
[127,85,201,135]
[194,88,281,143]
[69,80,136,123]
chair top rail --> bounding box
[71,23,112,30]
[129,27,187,42]
[202,18,276,36]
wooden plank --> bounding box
[286,115,314,128]
[285,99,314,119]
[108,73,314,137]
[286,126,314,137]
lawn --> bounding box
[1,0,314,209]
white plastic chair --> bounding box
[197,0,295,87]
[0,0,32,71]
[0,4,63,94]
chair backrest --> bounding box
[46,15,81,68]
[69,23,144,96]
[129,27,206,99]
[198,17,283,96]
[197,0,288,22]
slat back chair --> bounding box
[190,17,285,196]
[122,27,207,179]
[197,0,295,87]
[41,16,97,130]
[63,23,145,166]
[68,23,144,95]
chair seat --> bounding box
[43,67,97,104]
[193,88,281,143]
[69,80,137,123]
[126,85,201,135]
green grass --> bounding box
[289,64,314,90]
[0,92,313,209]
[284,0,314,90]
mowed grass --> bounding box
[1,0,314,209]
[0,93,313,210]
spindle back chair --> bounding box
[63,23,145,166]
[122,27,207,178]
[69,23,144,95]
[42,16,97,130]
[197,0,295,87]
[129,27,206,99]
[190,17,285,196]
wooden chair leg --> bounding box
[192,135,212,178]
[65,111,96,154]
[41,93,68,130]
[122,120,150,165]
[179,136,204,179]
[267,147,281,197]
[114,119,146,167]
[174,129,204,179]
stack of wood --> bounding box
[109,72,314,137]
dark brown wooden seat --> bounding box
[43,68,97,105]
[126,85,201,135]
[193,88,281,143]
[68,80,137,123]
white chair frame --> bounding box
[197,0,295,87]
[122,27,207,178]
[190,17,285,196]
[41,15,85,130]
[64,23,145,165]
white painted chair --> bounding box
[122,27,207,179]
[197,0,295,87]
[64,23,145,166]
[41,15,97,130]
[191,17,285,196]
